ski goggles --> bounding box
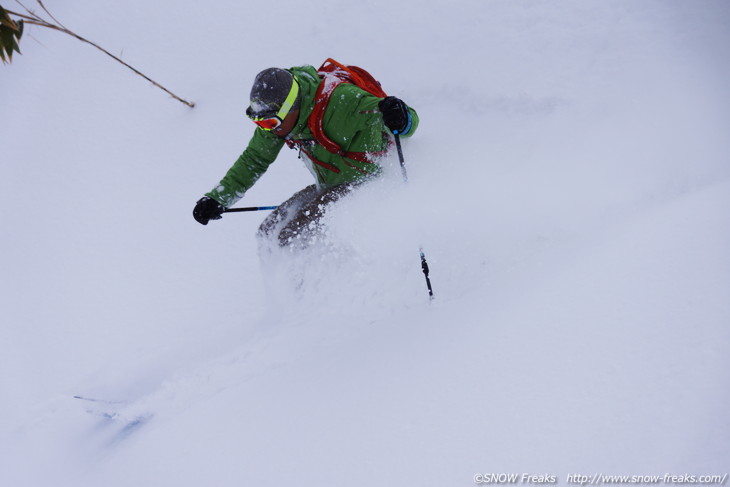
[247,79,300,131]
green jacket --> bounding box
[207,65,419,207]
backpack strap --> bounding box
[287,136,391,176]
[286,138,341,174]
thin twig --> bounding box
[5,8,40,22]
[37,0,67,30]
[8,1,195,108]
[13,0,41,21]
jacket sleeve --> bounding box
[323,85,420,156]
[346,88,420,139]
[206,128,286,207]
[400,103,419,138]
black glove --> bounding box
[193,196,225,225]
[379,96,411,135]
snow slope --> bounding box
[1,1,729,485]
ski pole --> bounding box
[223,206,278,213]
[395,135,434,301]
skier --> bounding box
[192,60,419,246]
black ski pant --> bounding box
[257,182,360,246]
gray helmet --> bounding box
[246,68,296,118]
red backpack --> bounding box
[309,58,388,160]
[286,59,390,175]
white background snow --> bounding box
[1,0,729,485]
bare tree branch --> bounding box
[36,0,67,30]
[4,1,195,108]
